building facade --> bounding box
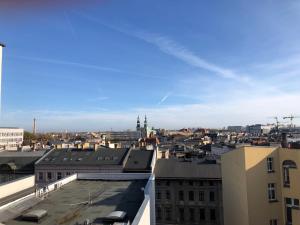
[0,128,24,150]
[222,146,300,225]
[155,159,223,225]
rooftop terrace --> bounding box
[3,179,147,225]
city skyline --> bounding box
[1,1,300,131]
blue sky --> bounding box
[0,0,300,131]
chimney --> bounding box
[0,43,5,113]
[33,118,37,135]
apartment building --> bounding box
[35,148,155,184]
[0,127,24,150]
[222,146,300,225]
[155,159,223,225]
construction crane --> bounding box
[272,117,280,129]
[283,115,300,127]
[268,116,283,131]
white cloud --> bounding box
[2,93,299,131]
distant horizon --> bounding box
[1,1,300,130]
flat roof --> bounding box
[154,159,222,179]
[3,179,147,225]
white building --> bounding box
[0,42,5,110]
[0,128,24,150]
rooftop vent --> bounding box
[22,209,47,222]
[102,211,127,223]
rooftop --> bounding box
[37,148,129,166]
[124,150,153,172]
[3,179,147,225]
[154,158,222,179]
[0,151,46,175]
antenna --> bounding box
[33,118,37,135]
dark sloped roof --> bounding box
[154,159,221,179]
[124,150,153,172]
[37,148,129,166]
[0,153,44,173]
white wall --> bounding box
[36,174,77,197]
[132,196,151,225]
[131,174,155,225]
[77,173,151,180]
[0,45,3,113]
[0,175,35,199]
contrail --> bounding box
[158,92,172,105]
[74,11,251,84]
[10,55,167,80]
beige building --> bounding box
[222,146,300,225]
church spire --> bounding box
[136,115,141,130]
[144,115,148,129]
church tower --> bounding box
[136,116,141,131]
[144,115,148,129]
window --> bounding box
[166,181,170,186]
[47,172,52,180]
[267,157,274,172]
[156,207,162,220]
[268,183,276,201]
[199,191,205,201]
[209,181,214,186]
[57,172,62,180]
[179,180,183,186]
[210,209,216,221]
[209,191,215,202]
[200,208,205,220]
[179,208,184,222]
[165,207,171,221]
[166,190,171,200]
[179,190,184,201]
[189,181,194,186]
[283,167,290,187]
[269,219,277,225]
[283,160,297,187]
[156,191,161,200]
[189,208,195,222]
[38,172,43,181]
[286,197,299,208]
[66,172,71,176]
[189,191,194,201]
[199,181,204,186]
